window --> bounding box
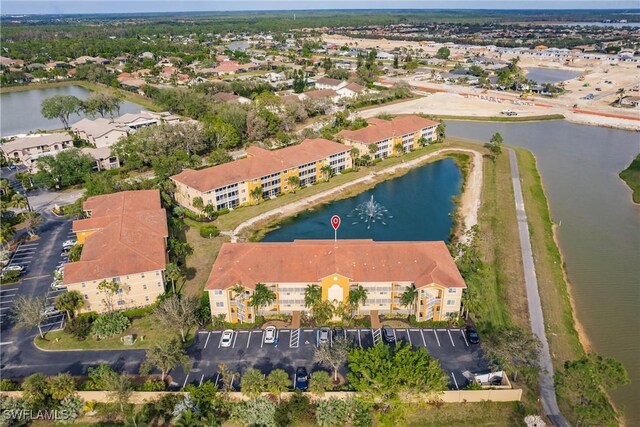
[113,277,121,283]
[448,288,457,294]
[145,296,150,302]
[117,300,125,306]
[446,299,456,306]
[84,294,88,299]
[215,301,225,308]
[141,273,145,278]
[213,290,223,296]
[82,283,86,288]
[143,284,147,290]
[156,271,160,276]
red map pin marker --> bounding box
[331,215,341,230]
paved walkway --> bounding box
[508,149,570,427]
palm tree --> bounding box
[368,143,378,156]
[249,283,276,318]
[347,285,368,316]
[174,410,199,427]
[461,286,479,320]
[192,196,204,212]
[202,204,216,220]
[320,165,333,182]
[350,147,360,170]
[0,179,10,196]
[287,175,300,193]
[231,284,247,323]
[394,142,404,156]
[250,186,263,205]
[54,290,84,320]
[304,284,322,309]
[616,87,626,106]
[164,262,182,294]
[399,284,419,317]
[10,194,28,211]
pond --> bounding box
[445,119,640,424]
[262,158,462,243]
[0,85,144,137]
[525,67,582,84]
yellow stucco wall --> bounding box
[320,274,350,304]
[76,229,97,245]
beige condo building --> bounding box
[63,190,169,313]
[170,138,352,213]
[206,239,466,323]
[337,115,439,159]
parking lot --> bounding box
[0,219,73,332]
[177,327,487,391]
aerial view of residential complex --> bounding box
[0,1,638,426]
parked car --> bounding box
[62,240,77,249]
[51,281,66,290]
[295,367,309,391]
[332,326,345,339]
[3,265,24,273]
[466,327,480,344]
[55,264,64,275]
[220,329,234,347]
[318,327,331,345]
[583,93,595,100]
[264,326,277,344]
[595,87,602,91]
[41,306,61,317]
[381,326,395,343]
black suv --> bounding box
[465,327,480,344]
[381,326,395,343]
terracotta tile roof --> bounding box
[343,82,365,93]
[315,77,344,87]
[337,115,439,145]
[304,89,338,99]
[171,138,350,193]
[64,190,168,285]
[206,240,466,290]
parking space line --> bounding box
[409,328,419,332]
[232,331,238,348]
[460,329,469,347]
[1,293,16,298]
[197,331,209,334]
[358,329,362,347]
[290,328,300,348]
[447,330,455,347]
[247,331,252,348]
[215,373,220,387]
[432,329,441,346]
[203,332,211,349]
[451,372,459,390]
[183,374,189,388]
[218,334,223,348]
[199,374,204,386]
[419,329,426,346]
[405,330,412,346]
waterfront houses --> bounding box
[206,239,465,323]
[171,138,352,213]
[63,190,168,314]
[337,115,439,159]
[1,132,74,168]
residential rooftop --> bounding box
[171,138,350,193]
[337,115,439,145]
[206,239,466,291]
[64,190,168,285]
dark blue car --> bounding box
[295,367,309,391]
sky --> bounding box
[2,1,638,15]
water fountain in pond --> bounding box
[348,195,393,230]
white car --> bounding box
[4,265,24,273]
[41,306,61,317]
[220,329,234,347]
[264,326,277,344]
[51,281,66,290]
[62,240,77,249]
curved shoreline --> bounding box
[230,147,483,243]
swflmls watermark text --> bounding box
[2,409,73,421]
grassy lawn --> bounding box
[34,315,190,351]
[476,149,528,331]
[514,148,584,365]
[405,401,524,427]
[619,153,640,204]
[182,220,229,296]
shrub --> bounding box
[122,303,157,320]
[275,391,315,426]
[0,379,19,391]
[0,269,21,284]
[65,313,95,340]
[216,208,230,215]
[234,397,277,427]
[340,168,354,174]
[140,379,166,391]
[316,397,349,427]
[199,225,220,239]
[90,312,131,339]
[0,395,30,426]
[56,396,84,424]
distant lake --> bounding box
[262,158,462,243]
[525,67,582,84]
[0,85,143,137]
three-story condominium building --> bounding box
[63,190,169,314]
[170,138,352,213]
[206,239,466,323]
[337,115,439,159]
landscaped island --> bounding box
[620,154,640,204]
